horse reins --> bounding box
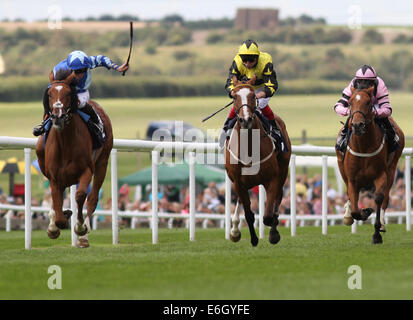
[347,102,385,157]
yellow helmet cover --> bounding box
[238,40,260,56]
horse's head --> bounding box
[349,86,374,136]
[232,75,257,129]
[48,71,77,131]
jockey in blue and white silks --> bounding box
[33,50,128,136]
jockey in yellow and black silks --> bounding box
[220,40,284,150]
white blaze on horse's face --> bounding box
[356,94,361,102]
[52,85,64,118]
[236,88,252,121]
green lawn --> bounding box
[1,225,413,299]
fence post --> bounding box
[189,152,196,242]
[24,148,32,250]
[225,172,231,240]
[290,154,296,237]
[322,155,328,235]
[70,185,77,247]
[259,185,265,239]
[405,156,411,231]
[111,149,119,245]
[151,150,159,244]
[6,210,12,232]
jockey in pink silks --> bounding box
[334,64,399,154]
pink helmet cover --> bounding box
[355,65,377,79]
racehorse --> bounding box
[225,77,291,246]
[35,71,113,248]
[336,86,404,244]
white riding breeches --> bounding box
[77,90,90,108]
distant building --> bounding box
[234,8,279,31]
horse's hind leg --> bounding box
[74,168,93,239]
[372,173,387,244]
[86,158,109,226]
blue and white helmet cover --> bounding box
[67,50,92,70]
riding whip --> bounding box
[122,21,133,76]
[202,100,234,122]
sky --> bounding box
[1,0,413,25]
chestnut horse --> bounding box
[35,71,113,248]
[225,78,291,246]
[336,86,404,244]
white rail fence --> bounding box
[0,136,412,250]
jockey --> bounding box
[32,50,128,136]
[334,64,399,153]
[220,40,282,149]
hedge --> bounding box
[0,76,348,102]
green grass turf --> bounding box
[1,225,413,300]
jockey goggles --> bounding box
[240,54,258,63]
[74,68,88,74]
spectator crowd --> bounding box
[0,165,412,229]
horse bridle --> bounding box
[48,81,78,124]
[349,94,374,130]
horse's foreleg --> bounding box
[234,184,258,247]
[347,181,362,221]
[50,182,67,230]
[263,180,278,226]
[230,201,242,242]
[74,168,92,237]
[372,173,387,244]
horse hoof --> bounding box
[269,230,281,245]
[76,238,89,248]
[47,228,60,239]
[63,210,72,220]
[380,225,386,233]
[55,218,68,230]
[361,208,374,221]
[263,216,274,227]
[251,236,258,247]
[343,216,354,226]
[372,234,383,245]
[74,224,88,236]
[230,232,241,243]
[351,212,362,221]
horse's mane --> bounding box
[54,69,73,81]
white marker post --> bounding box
[225,172,231,240]
[24,148,32,250]
[111,149,119,245]
[290,154,297,237]
[189,152,196,241]
[151,150,159,244]
[322,155,328,235]
[70,184,77,247]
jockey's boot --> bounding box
[33,88,51,136]
[269,119,287,152]
[336,125,348,153]
[218,116,236,149]
[33,120,47,136]
[81,103,104,134]
[377,117,399,153]
[336,117,351,153]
